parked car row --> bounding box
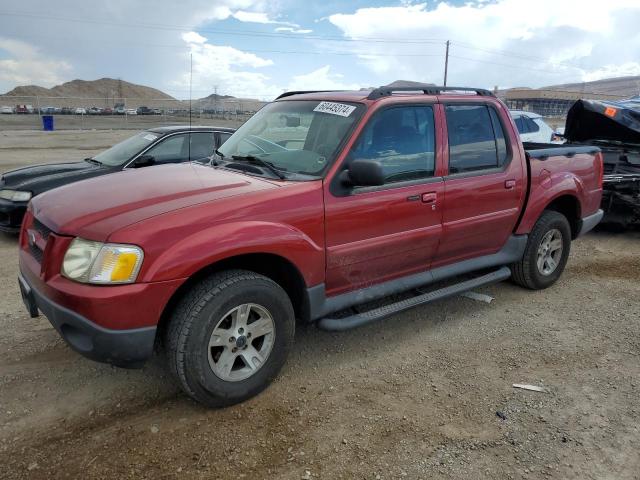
[3,85,605,408]
[0,105,170,115]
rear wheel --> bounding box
[511,211,572,290]
[166,270,295,407]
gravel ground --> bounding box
[0,131,639,479]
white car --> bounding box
[125,108,137,115]
[75,107,87,115]
[510,110,555,143]
[0,106,13,114]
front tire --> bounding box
[511,211,572,290]
[166,270,295,407]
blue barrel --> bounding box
[42,115,54,131]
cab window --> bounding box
[349,105,436,184]
[445,105,508,174]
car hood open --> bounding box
[565,98,640,144]
[31,163,279,240]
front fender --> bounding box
[139,221,324,286]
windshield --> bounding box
[93,131,160,166]
[217,100,363,179]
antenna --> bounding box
[443,40,450,87]
[188,53,192,161]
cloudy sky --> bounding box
[1,0,639,99]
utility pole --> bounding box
[444,40,450,87]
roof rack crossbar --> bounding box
[367,85,494,100]
[275,90,341,100]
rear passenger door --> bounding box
[433,103,525,267]
[324,104,444,295]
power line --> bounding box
[452,41,586,70]
[0,11,446,45]
[0,32,448,58]
[0,11,594,72]
[449,55,573,75]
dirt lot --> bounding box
[1,131,639,479]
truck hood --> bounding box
[31,163,278,240]
[1,161,108,195]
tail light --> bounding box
[596,152,604,189]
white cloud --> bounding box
[232,11,275,24]
[274,27,313,34]
[286,65,361,91]
[231,10,299,28]
[0,38,72,88]
[182,31,207,44]
[176,32,280,99]
[327,0,640,89]
[176,33,361,99]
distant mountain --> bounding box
[543,76,640,97]
[3,78,176,100]
[385,80,436,88]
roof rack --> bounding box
[367,85,494,100]
[275,90,341,100]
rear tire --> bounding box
[511,211,571,290]
[166,270,295,407]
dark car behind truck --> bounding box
[0,126,235,233]
[564,98,640,229]
[18,85,603,407]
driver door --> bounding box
[323,104,444,296]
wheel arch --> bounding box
[516,191,582,239]
[543,194,582,239]
[156,252,310,343]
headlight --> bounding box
[0,189,32,202]
[62,238,144,284]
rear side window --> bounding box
[445,105,508,174]
[218,132,232,147]
[146,134,187,164]
[188,132,215,160]
[349,105,436,184]
[524,116,540,133]
[145,132,215,164]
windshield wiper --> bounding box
[84,157,101,165]
[231,155,287,180]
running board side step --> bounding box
[317,267,511,331]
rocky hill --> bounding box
[3,78,175,100]
[544,76,640,97]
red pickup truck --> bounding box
[18,85,603,407]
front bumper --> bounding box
[19,271,157,368]
[0,198,27,233]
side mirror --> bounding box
[345,159,385,187]
[134,154,155,167]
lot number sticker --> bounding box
[313,101,356,117]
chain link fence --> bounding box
[0,95,268,130]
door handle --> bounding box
[421,192,437,203]
[504,179,516,189]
